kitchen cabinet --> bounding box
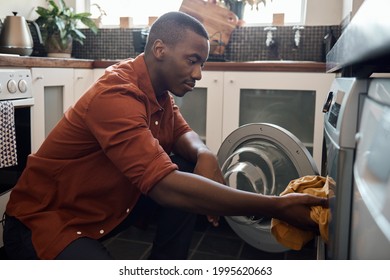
[94,68,106,81]
[74,69,94,102]
[222,71,335,169]
[31,68,74,152]
[177,71,334,168]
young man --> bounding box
[3,11,327,260]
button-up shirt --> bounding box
[6,54,192,259]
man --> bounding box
[3,11,327,260]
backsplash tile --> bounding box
[72,28,137,60]
[225,25,340,62]
[71,25,340,62]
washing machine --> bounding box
[321,77,368,260]
[217,123,319,252]
[349,78,390,259]
[217,77,368,254]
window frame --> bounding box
[82,0,306,27]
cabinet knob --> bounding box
[213,79,218,83]
[230,80,234,83]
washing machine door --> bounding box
[217,123,319,252]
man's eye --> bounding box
[188,59,196,64]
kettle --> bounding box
[0,12,40,56]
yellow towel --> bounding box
[270,175,335,250]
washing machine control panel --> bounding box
[326,89,345,128]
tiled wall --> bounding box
[225,25,340,62]
[68,25,340,62]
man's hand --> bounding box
[276,193,329,231]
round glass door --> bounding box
[218,123,319,252]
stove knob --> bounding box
[18,79,28,93]
[7,79,17,93]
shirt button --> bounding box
[76,231,82,235]
[155,120,159,125]
[99,229,104,234]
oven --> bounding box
[0,68,34,248]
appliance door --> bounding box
[0,98,33,193]
[0,98,33,248]
[350,95,390,259]
[320,77,368,260]
[322,130,354,260]
[217,123,319,252]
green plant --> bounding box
[218,0,272,20]
[35,0,98,52]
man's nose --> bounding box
[192,66,202,81]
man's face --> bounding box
[161,30,209,97]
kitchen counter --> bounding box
[0,55,327,72]
[0,55,94,68]
[94,59,327,72]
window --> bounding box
[243,0,306,26]
[86,0,182,27]
[84,0,306,27]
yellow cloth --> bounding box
[270,175,335,250]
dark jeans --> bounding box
[3,155,197,260]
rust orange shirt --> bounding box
[6,54,192,259]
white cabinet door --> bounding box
[93,68,106,82]
[199,71,224,154]
[31,68,74,152]
[74,69,94,102]
[222,71,335,169]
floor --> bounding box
[0,215,317,260]
[102,215,317,260]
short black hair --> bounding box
[144,11,209,53]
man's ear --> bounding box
[152,39,166,61]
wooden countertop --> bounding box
[0,55,327,72]
[0,55,94,68]
[93,59,327,72]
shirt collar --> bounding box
[133,54,168,112]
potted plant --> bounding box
[35,0,98,58]
[220,0,271,20]
[90,3,107,28]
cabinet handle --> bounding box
[213,79,218,83]
[36,75,44,80]
[77,76,84,80]
[229,79,234,83]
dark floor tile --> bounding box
[284,249,316,260]
[190,231,204,250]
[239,243,286,260]
[190,251,237,260]
[284,239,317,260]
[197,234,243,258]
[116,225,156,243]
[105,239,151,260]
